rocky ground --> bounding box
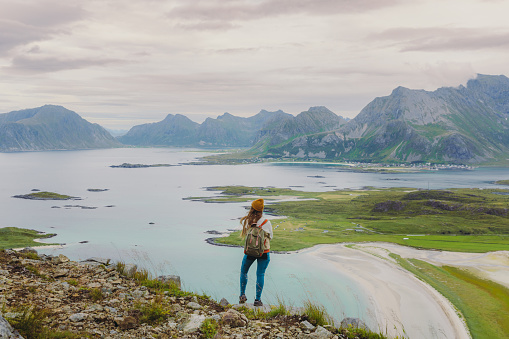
[0,248,374,339]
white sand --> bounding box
[355,242,509,289]
[302,243,473,339]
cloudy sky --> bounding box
[1,0,509,129]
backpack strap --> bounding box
[251,219,268,228]
[259,219,268,228]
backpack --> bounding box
[244,219,268,257]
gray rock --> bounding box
[219,297,230,307]
[340,317,369,330]
[1,315,25,339]
[314,326,334,338]
[85,304,104,312]
[297,325,334,339]
[81,257,111,265]
[183,314,206,333]
[52,254,70,264]
[69,313,87,322]
[114,316,138,330]
[186,302,202,310]
[156,275,181,289]
[221,309,249,328]
[300,320,316,331]
[131,290,147,299]
[207,314,222,322]
[19,248,37,254]
[104,306,117,314]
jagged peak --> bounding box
[467,73,509,88]
[217,112,234,119]
[306,106,334,114]
[391,86,411,95]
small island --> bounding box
[495,180,509,185]
[110,163,176,168]
[12,191,80,200]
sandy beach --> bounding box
[302,243,479,339]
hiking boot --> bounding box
[239,295,247,304]
[254,299,263,307]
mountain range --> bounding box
[259,74,509,163]
[0,105,120,152]
[118,106,346,148]
[1,74,508,164]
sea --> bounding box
[1,148,507,327]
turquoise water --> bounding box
[1,148,507,326]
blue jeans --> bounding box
[240,253,270,300]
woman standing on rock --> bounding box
[239,198,273,307]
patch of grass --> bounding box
[199,318,218,338]
[89,288,104,302]
[391,254,509,339]
[115,260,190,297]
[22,191,74,200]
[495,179,509,185]
[303,300,333,327]
[235,306,267,319]
[266,298,291,318]
[5,305,89,338]
[6,305,50,338]
[0,227,57,250]
[24,264,51,281]
[20,251,40,260]
[134,295,169,325]
[67,279,79,286]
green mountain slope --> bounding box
[261,74,509,164]
[0,105,121,152]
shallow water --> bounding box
[1,148,507,326]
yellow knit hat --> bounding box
[251,198,264,212]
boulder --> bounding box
[186,302,202,310]
[51,254,70,264]
[219,297,230,307]
[221,309,249,328]
[114,316,138,330]
[69,313,88,322]
[0,315,24,339]
[297,326,334,339]
[183,314,206,333]
[19,248,37,255]
[156,275,181,289]
[340,317,368,330]
[300,320,316,331]
[81,257,110,265]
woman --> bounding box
[239,198,273,306]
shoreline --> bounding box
[299,243,475,339]
[12,237,65,251]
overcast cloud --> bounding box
[1,0,508,129]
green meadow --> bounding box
[393,254,509,339]
[193,186,509,252]
[0,227,57,250]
